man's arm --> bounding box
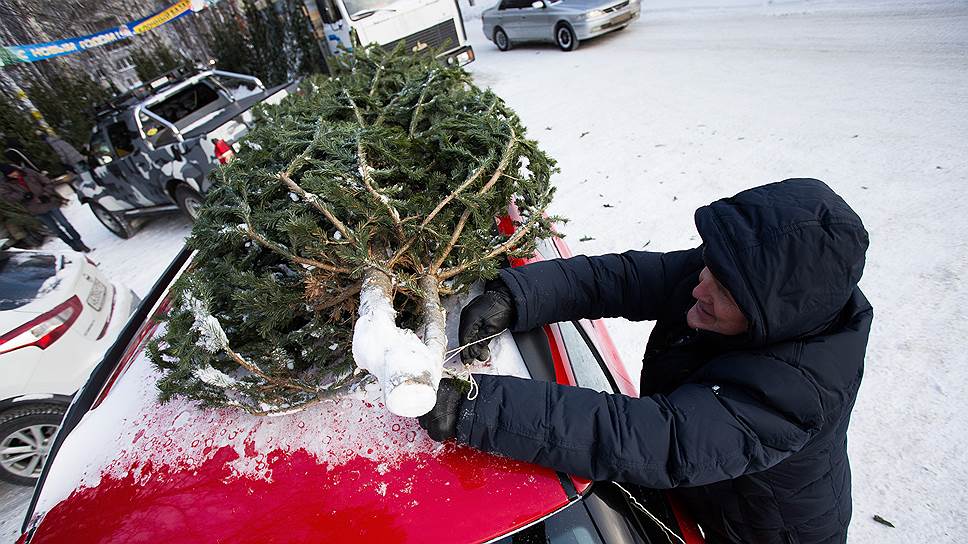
[455,355,824,488]
[499,248,703,331]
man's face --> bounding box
[686,267,749,336]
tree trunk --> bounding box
[351,268,447,417]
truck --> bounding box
[76,69,293,239]
[302,0,475,65]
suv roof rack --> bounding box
[93,64,208,120]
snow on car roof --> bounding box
[32,285,531,518]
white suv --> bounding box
[0,249,137,485]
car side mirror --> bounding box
[531,1,544,7]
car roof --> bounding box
[21,226,608,543]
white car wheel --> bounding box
[556,24,578,51]
[495,28,511,51]
[0,405,66,486]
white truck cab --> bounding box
[304,0,474,65]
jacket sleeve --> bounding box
[456,357,825,488]
[498,248,703,331]
[24,169,55,195]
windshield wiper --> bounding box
[350,7,396,19]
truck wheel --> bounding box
[494,28,511,51]
[174,185,205,221]
[0,405,66,486]
[555,24,578,51]
[90,202,135,239]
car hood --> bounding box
[25,309,572,543]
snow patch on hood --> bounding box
[34,286,528,517]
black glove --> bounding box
[417,378,470,442]
[22,191,33,202]
[459,279,516,363]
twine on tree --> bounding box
[441,328,508,401]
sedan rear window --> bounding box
[0,253,58,310]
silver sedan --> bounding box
[482,0,640,52]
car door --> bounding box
[501,0,535,41]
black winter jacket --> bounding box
[455,179,872,543]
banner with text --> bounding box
[0,0,204,67]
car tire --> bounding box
[494,28,511,51]
[555,24,578,51]
[0,405,66,486]
[90,202,135,239]
[174,184,205,221]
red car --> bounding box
[16,212,705,544]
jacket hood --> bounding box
[694,178,869,346]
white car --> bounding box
[0,249,138,485]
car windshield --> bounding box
[342,0,403,20]
[0,253,58,310]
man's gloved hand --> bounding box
[459,279,515,363]
[417,378,470,442]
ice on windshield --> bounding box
[0,253,58,311]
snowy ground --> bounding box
[3,0,967,541]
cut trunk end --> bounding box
[385,380,438,417]
[352,268,447,417]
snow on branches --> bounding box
[148,46,558,417]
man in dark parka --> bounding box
[419,178,872,544]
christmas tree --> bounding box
[149,46,558,417]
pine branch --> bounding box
[224,345,317,395]
[438,211,542,281]
[279,171,356,243]
[314,281,362,312]
[430,130,518,272]
[345,90,406,241]
[408,71,439,137]
[242,220,351,274]
[385,144,501,269]
[283,117,329,177]
[368,63,384,97]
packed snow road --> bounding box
[463,1,968,542]
[3,0,966,541]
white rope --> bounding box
[442,366,480,400]
[612,482,686,544]
[442,328,508,362]
[439,329,507,401]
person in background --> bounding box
[0,162,91,253]
[41,131,86,174]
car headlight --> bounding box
[585,9,606,18]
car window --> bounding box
[502,0,535,9]
[89,128,113,164]
[558,321,614,393]
[0,253,58,310]
[148,82,220,126]
[106,121,135,157]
